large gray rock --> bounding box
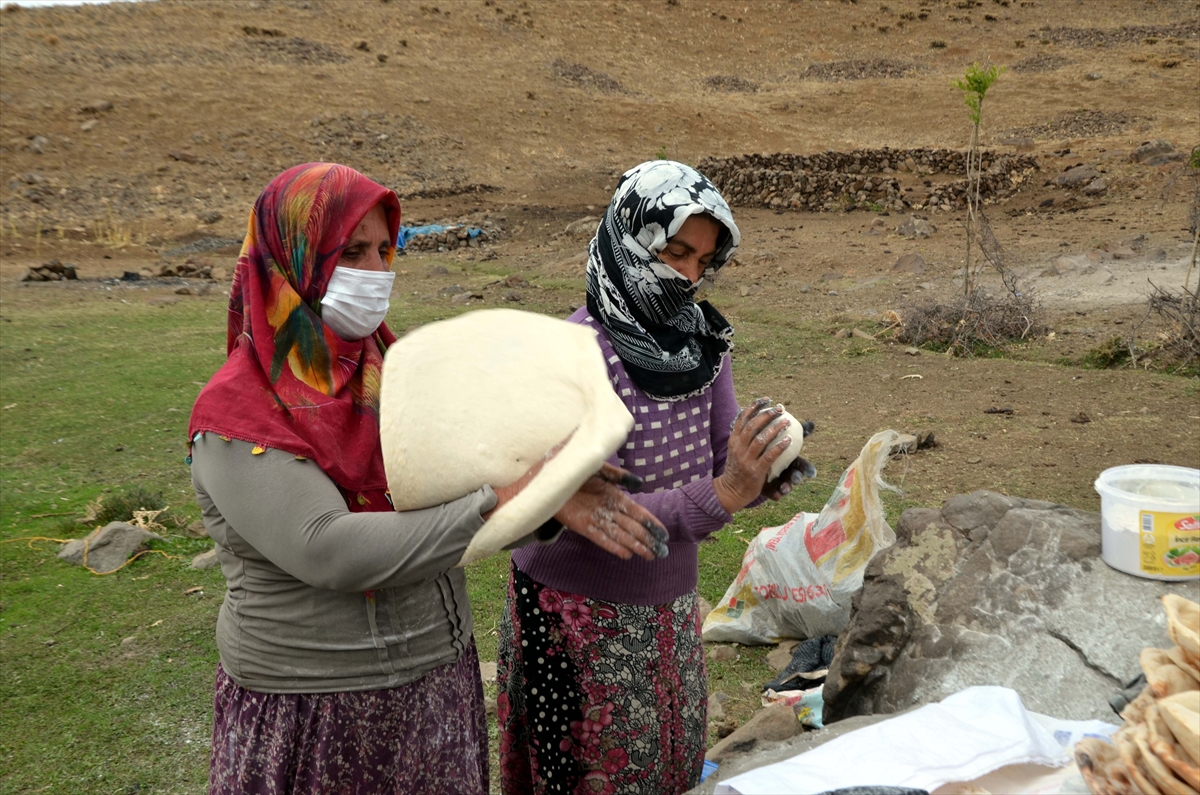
[823,491,1196,724]
[58,521,162,574]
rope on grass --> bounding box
[1,531,181,576]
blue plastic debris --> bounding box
[701,759,719,782]
[397,224,483,249]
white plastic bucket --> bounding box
[1094,465,1200,581]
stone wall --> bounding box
[694,148,1039,213]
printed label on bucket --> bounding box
[1139,511,1200,577]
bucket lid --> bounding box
[1094,464,1200,506]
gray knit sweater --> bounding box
[192,434,535,694]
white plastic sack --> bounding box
[702,430,900,644]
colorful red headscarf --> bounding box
[188,163,401,510]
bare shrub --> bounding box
[1127,283,1200,374]
[898,287,1044,356]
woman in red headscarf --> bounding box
[188,163,666,795]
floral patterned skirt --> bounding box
[209,640,488,795]
[497,562,707,795]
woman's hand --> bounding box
[713,397,792,514]
[555,463,669,561]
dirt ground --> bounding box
[2,0,1199,508]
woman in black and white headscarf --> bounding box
[498,161,814,794]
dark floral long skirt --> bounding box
[497,563,707,795]
[209,640,488,795]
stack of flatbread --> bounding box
[1076,595,1200,795]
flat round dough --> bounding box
[380,309,634,566]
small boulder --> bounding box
[1054,165,1101,188]
[697,595,713,626]
[209,266,229,282]
[190,548,220,570]
[28,135,48,154]
[564,216,599,237]
[57,522,162,574]
[81,99,114,113]
[479,661,498,684]
[766,640,801,672]
[200,210,223,225]
[890,253,926,273]
[895,216,936,239]
[80,119,98,133]
[705,703,803,763]
[707,645,737,663]
[450,291,482,305]
[1082,177,1108,195]
[1129,140,1177,164]
[707,692,727,722]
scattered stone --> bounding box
[707,645,737,663]
[904,346,921,356]
[916,430,936,450]
[80,119,98,132]
[503,273,530,288]
[121,635,137,647]
[449,291,482,304]
[896,216,936,239]
[175,287,193,296]
[707,693,727,722]
[200,210,223,225]
[20,260,78,282]
[890,253,927,273]
[1129,140,1183,165]
[704,74,759,92]
[428,265,450,276]
[827,290,838,297]
[706,703,803,764]
[184,520,209,538]
[439,284,466,296]
[1070,411,1091,424]
[1054,165,1101,188]
[767,640,801,672]
[738,284,764,297]
[57,522,162,574]
[503,290,521,302]
[169,151,198,164]
[28,135,48,154]
[834,328,853,339]
[1083,177,1108,195]
[210,266,229,282]
[966,456,982,464]
[822,491,1197,723]
[851,328,874,341]
[479,661,498,684]
[564,216,599,237]
[1085,72,1102,81]
[81,99,114,113]
[698,595,713,626]
[190,548,220,570]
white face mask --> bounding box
[320,266,395,340]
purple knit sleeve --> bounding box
[607,356,739,544]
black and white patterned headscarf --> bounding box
[585,160,741,401]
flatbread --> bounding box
[1165,596,1200,658]
[1135,723,1199,795]
[1123,686,1156,725]
[1116,726,1164,795]
[1144,648,1200,698]
[1076,736,1138,795]
[1148,703,1200,790]
[1160,695,1200,766]
[1168,646,1200,684]
[379,309,634,567]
